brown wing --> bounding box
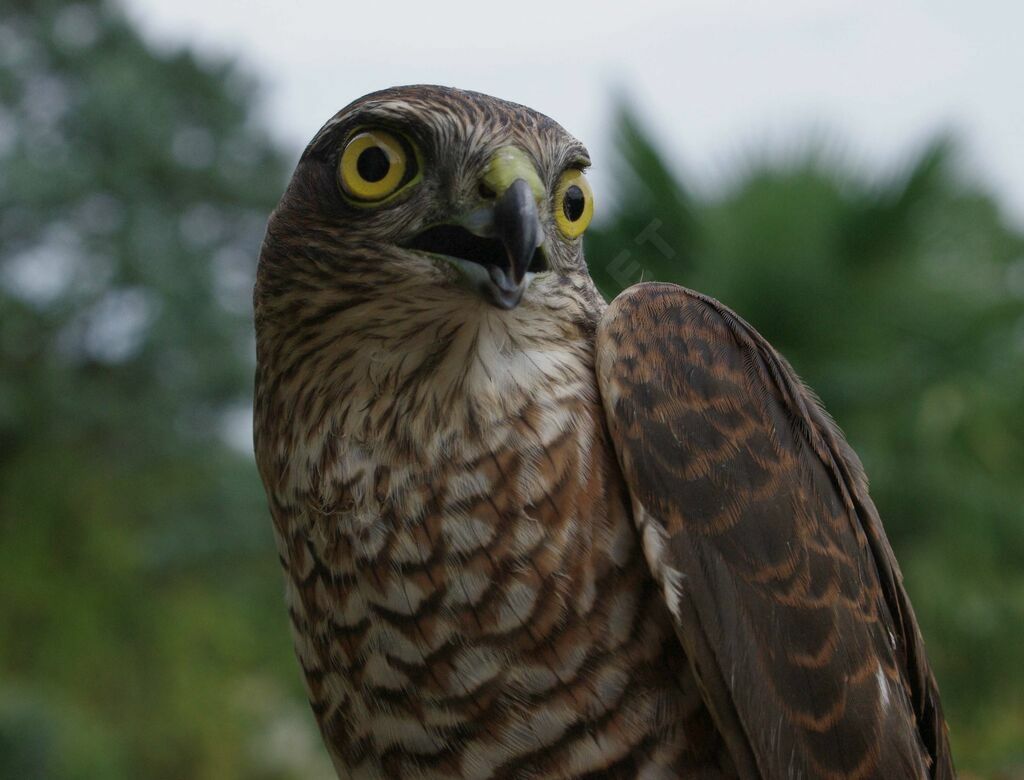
[596,282,953,780]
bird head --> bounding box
[256,85,596,322]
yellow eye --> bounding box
[553,169,594,238]
[338,130,413,203]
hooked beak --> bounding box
[484,178,543,308]
[405,148,547,309]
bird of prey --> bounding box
[253,85,953,779]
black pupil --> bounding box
[357,146,391,182]
[563,185,585,222]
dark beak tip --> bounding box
[484,267,526,310]
[489,294,521,310]
[494,178,542,284]
[488,289,524,310]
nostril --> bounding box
[478,181,496,199]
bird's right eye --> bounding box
[553,168,594,238]
[338,130,417,204]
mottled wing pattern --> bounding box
[596,283,953,780]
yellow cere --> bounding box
[554,169,594,238]
[339,130,407,202]
[482,146,546,201]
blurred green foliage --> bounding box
[1,1,331,778]
[1,1,1021,777]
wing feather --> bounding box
[596,282,953,779]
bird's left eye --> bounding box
[339,130,417,203]
[553,168,594,238]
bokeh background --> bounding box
[2,1,1022,777]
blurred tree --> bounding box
[0,1,332,778]
[587,106,1024,775]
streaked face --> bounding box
[268,85,595,311]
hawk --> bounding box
[254,85,953,779]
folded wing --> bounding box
[596,282,952,779]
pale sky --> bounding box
[122,0,1024,227]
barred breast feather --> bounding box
[257,274,735,778]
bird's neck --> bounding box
[254,272,605,501]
